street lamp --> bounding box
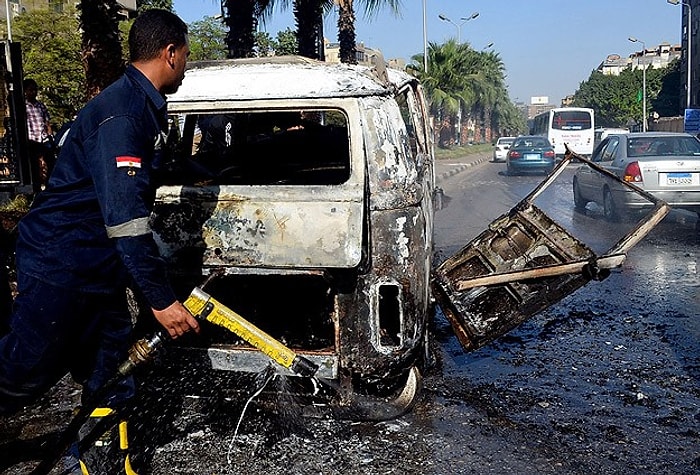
[668,0,692,109]
[629,36,648,132]
[438,12,479,43]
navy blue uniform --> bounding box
[0,66,176,414]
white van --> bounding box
[594,127,629,149]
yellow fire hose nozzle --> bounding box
[183,287,320,379]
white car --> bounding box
[493,136,515,162]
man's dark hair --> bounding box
[128,9,188,63]
[23,78,38,90]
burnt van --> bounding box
[142,57,434,419]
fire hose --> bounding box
[30,286,326,475]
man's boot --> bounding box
[78,407,138,474]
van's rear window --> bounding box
[162,109,350,185]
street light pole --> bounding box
[629,37,648,132]
[668,0,693,109]
[437,11,478,145]
[422,0,428,73]
[438,12,479,43]
[5,0,12,42]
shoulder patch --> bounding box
[116,156,142,169]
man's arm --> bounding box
[89,115,199,337]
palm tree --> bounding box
[335,0,356,63]
[221,0,274,58]
[274,0,399,63]
[408,40,510,147]
[78,0,125,99]
[293,0,327,59]
[335,0,400,64]
[408,40,473,146]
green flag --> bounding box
[636,89,643,103]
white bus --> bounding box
[531,107,595,158]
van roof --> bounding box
[167,56,417,103]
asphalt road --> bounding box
[1,153,698,474]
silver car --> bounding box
[573,132,700,220]
[492,136,515,162]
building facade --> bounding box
[597,43,681,76]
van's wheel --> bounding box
[603,188,620,222]
[303,366,423,421]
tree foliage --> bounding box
[572,60,680,128]
[274,28,298,55]
[136,0,174,10]
[189,16,228,60]
[254,28,298,56]
[12,6,85,128]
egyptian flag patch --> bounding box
[116,156,142,169]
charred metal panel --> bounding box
[338,206,431,377]
[206,348,338,379]
[152,187,364,269]
[167,59,391,103]
[433,150,670,352]
[433,203,597,351]
[362,96,423,210]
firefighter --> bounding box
[0,9,199,473]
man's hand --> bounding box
[152,301,200,339]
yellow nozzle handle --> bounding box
[183,287,318,377]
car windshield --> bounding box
[498,138,514,145]
[514,137,550,148]
[627,136,700,157]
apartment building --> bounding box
[597,43,682,76]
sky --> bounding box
[172,0,682,105]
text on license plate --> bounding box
[524,153,540,160]
[664,172,698,186]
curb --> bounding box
[435,155,490,183]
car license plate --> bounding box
[665,172,697,186]
[524,153,539,160]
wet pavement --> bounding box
[1,152,698,474]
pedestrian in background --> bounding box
[23,78,54,190]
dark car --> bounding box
[505,135,556,175]
[573,132,700,221]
